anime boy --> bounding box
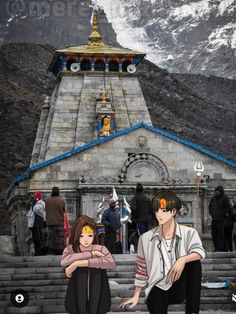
[120,189,205,314]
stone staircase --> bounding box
[0,252,235,314]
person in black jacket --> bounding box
[130,183,152,236]
[224,207,234,252]
[209,185,233,252]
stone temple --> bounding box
[7,8,236,255]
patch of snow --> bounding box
[209,23,235,48]
[218,0,235,16]
[167,54,174,61]
[170,0,212,21]
[97,0,163,66]
[96,0,236,78]
[231,29,236,49]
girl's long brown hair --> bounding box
[69,215,99,252]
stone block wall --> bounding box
[31,72,151,163]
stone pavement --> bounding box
[0,252,235,313]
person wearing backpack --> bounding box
[27,191,47,256]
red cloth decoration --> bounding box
[64,210,70,247]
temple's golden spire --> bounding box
[100,89,109,105]
[88,9,105,48]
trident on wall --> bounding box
[194,161,204,216]
[194,161,204,196]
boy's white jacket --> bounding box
[135,223,206,299]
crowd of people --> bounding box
[27,186,66,256]
[27,184,236,256]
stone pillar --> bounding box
[76,57,81,72]
[91,59,95,71]
[61,55,68,71]
[63,191,78,227]
[119,61,123,73]
[11,198,31,256]
[105,58,109,72]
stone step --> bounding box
[2,302,234,314]
[0,253,235,313]
[203,264,236,270]
[0,269,235,282]
[112,277,236,284]
[0,252,236,263]
[117,312,236,314]
[1,259,235,269]
[0,286,67,294]
[0,294,234,307]
[205,252,236,258]
[0,306,41,314]
[0,297,235,314]
[0,258,235,271]
[204,258,236,264]
[0,263,235,276]
[0,307,235,314]
[0,283,234,296]
[0,287,233,300]
[112,304,236,312]
[0,279,68,287]
[39,302,236,312]
[1,277,235,289]
[114,296,235,304]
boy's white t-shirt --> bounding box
[156,238,175,291]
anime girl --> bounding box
[61,215,116,314]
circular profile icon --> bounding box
[10,289,29,308]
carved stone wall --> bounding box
[118,153,169,183]
[8,127,236,255]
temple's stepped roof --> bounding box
[48,9,145,75]
[55,45,144,56]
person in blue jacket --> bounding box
[102,198,120,254]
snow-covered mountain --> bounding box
[0,0,235,77]
[98,0,236,78]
